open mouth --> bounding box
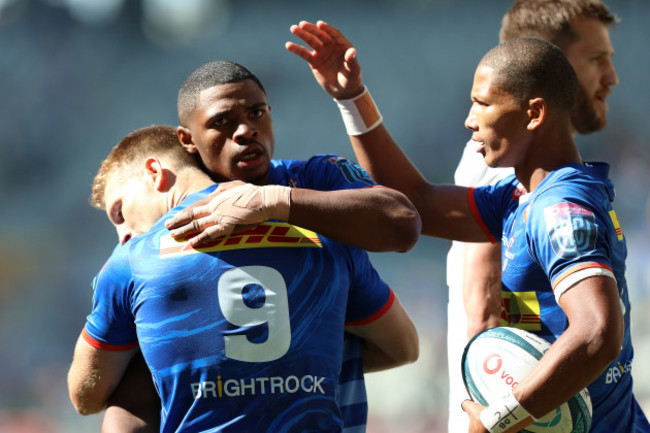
[237,146,265,169]
[240,151,260,162]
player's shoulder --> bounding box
[94,241,135,287]
[271,154,348,168]
[531,162,613,208]
[270,155,375,188]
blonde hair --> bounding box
[90,125,201,210]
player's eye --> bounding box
[213,117,227,127]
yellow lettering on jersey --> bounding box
[500,291,542,331]
[608,210,624,241]
[160,222,322,258]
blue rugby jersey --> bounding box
[268,154,379,431]
[471,162,649,432]
[84,184,393,432]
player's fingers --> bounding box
[317,20,352,46]
[285,41,312,62]
[165,204,207,230]
[461,399,482,415]
[231,224,258,235]
[289,22,324,51]
[189,221,234,247]
[301,20,333,44]
[168,210,218,239]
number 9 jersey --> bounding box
[83,182,394,433]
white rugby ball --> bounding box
[461,327,592,433]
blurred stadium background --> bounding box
[0,0,648,431]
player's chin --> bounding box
[234,165,270,186]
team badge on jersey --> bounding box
[325,156,375,185]
[544,202,597,258]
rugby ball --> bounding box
[461,327,592,433]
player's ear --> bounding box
[526,97,546,130]
[144,157,169,192]
[177,126,198,154]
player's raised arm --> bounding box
[285,20,364,101]
[287,20,470,237]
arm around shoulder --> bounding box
[289,186,421,253]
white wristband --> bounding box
[334,86,383,136]
[480,391,534,433]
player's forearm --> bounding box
[68,332,137,416]
[360,340,412,373]
[358,330,419,373]
[514,280,624,418]
[462,242,502,339]
[288,186,421,252]
[102,352,160,433]
[347,296,419,372]
[514,326,620,419]
[68,363,110,415]
[349,124,431,209]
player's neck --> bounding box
[167,171,215,210]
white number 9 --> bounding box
[218,266,291,362]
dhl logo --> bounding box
[160,222,322,258]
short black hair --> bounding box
[177,60,266,125]
[480,37,578,113]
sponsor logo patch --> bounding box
[608,209,624,241]
[500,291,541,331]
[544,202,597,258]
[160,222,321,258]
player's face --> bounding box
[104,177,166,245]
[563,18,618,134]
[182,80,274,185]
[464,65,530,168]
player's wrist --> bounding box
[334,86,383,136]
[480,390,534,433]
[260,185,291,222]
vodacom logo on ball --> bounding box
[483,354,519,390]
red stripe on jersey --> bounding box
[468,187,497,244]
[345,289,395,326]
[551,262,613,292]
[82,328,138,352]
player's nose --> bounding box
[465,108,478,131]
[234,120,257,143]
[603,58,619,87]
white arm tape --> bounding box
[334,86,383,136]
[480,390,534,433]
